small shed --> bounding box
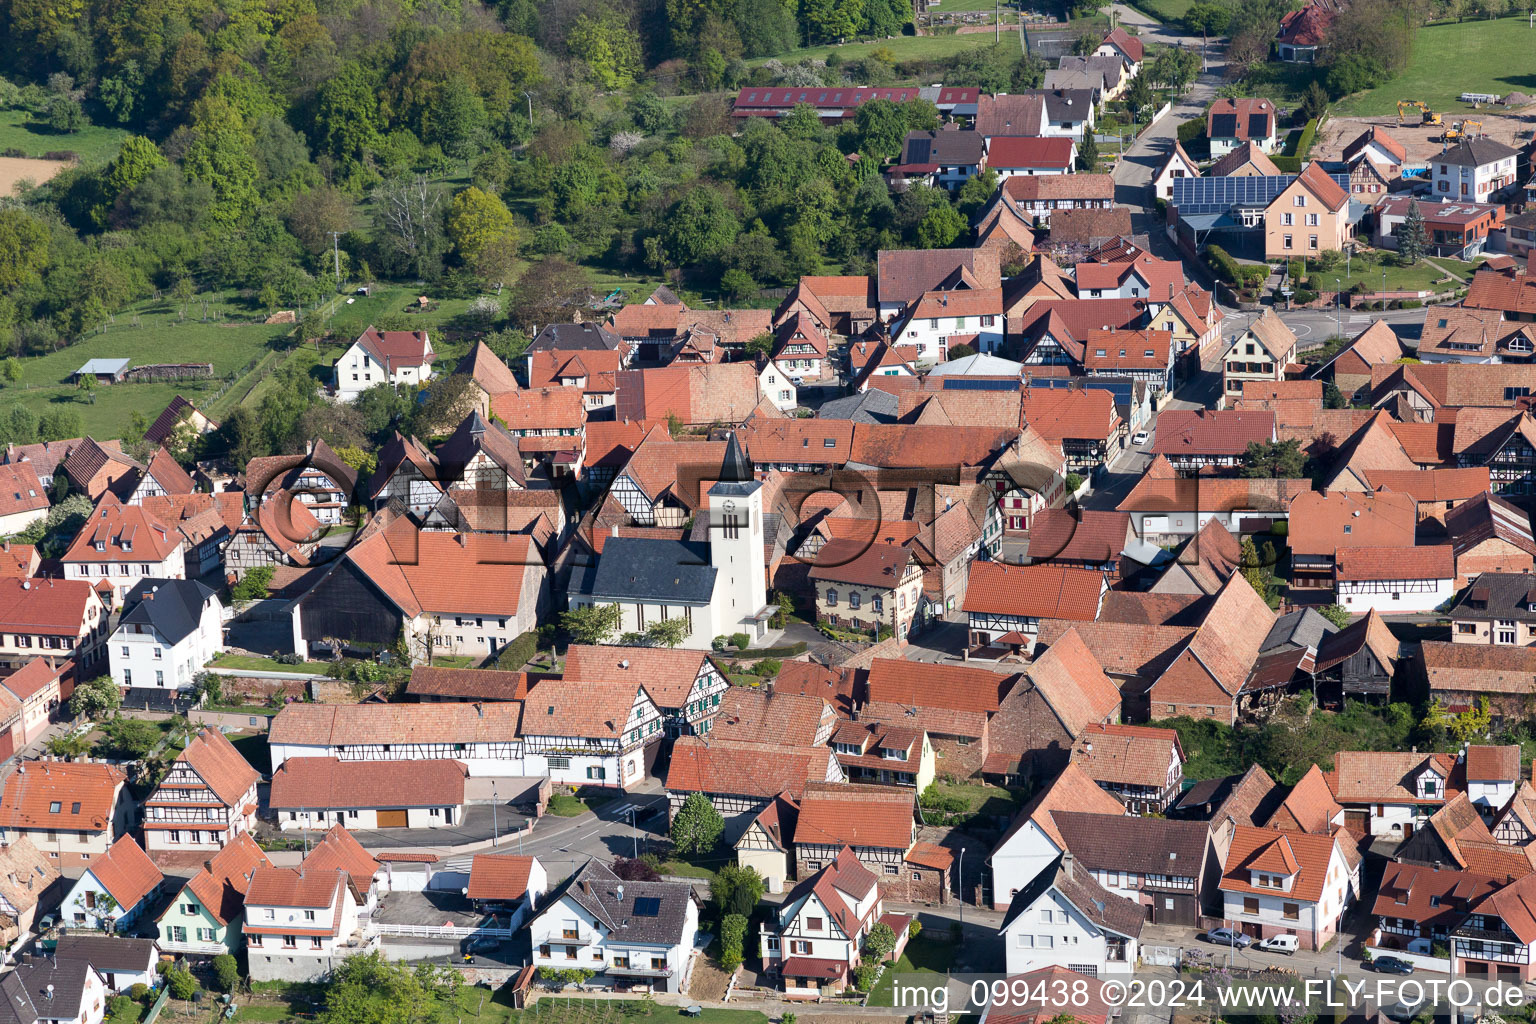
[72,358,130,384]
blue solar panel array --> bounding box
[1027,375,1136,403]
[1168,173,1350,215]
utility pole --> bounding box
[956,847,966,944]
[995,0,999,42]
[492,782,499,847]
[524,91,535,135]
[329,231,342,294]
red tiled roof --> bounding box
[245,865,348,914]
[1335,544,1454,581]
[986,136,1075,170]
[467,854,537,901]
[795,782,914,851]
[1151,409,1275,457]
[1364,467,1491,502]
[61,495,180,565]
[489,386,584,433]
[562,645,718,710]
[962,561,1102,619]
[808,538,915,588]
[666,737,836,800]
[172,728,260,807]
[354,327,434,374]
[1071,722,1181,789]
[866,659,1015,715]
[339,515,541,617]
[269,757,467,810]
[1277,3,1335,47]
[1287,490,1418,557]
[1220,826,1343,903]
[86,835,162,908]
[0,463,46,520]
[302,824,378,892]
[1083,329,1172,372]
[182,832,270,925]
[0,760,124,831]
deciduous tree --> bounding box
[670,792,725,854]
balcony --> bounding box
[158,937,229,956]
[607,964,673,978]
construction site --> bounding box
[1313,101,1536,167]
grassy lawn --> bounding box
[528,1001,769,1024]
[202,703,279,717]
[746,32,1009,67]
[427,655,476,669]
[0,109,130,164]
[1332,17,1536,116]
[657,848,733,881]
[1296,257,1461,296]
[547,790,592,817]
[0,295,289,437]
[1126,0,1191,22]
[868,934,960,1006]
[1427,255,1487,281]
[1238,61,1328,107]
[925,780,1027,818]
[210,653,329,674]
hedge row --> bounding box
[493,630,539,671]
[1204,244,1243,286]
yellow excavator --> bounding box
[1398,100,1443,126]
[1441,119,1481,142]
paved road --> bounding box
[1223,305,1428,349]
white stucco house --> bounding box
[891,289,1005,360]
[62,836,165,933]
[333,327,436,403]
[108,579,222,693]
[530,859,700,994]
[1217,824,1360,951]
[999,853,1144,977]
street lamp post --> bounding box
[629,806,639,860]
[492,782,499,847]
[1334,277,1342,340]
[1382,269,1388,312]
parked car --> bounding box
[1203,928,1253,948]
[1256,935,1298,955]
[1131,430,1149,446]
[1375,956,1415,975]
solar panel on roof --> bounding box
[632,896,661,917]
[1167,174,1348,216]
[1248,113,1270,138]
[1030,376,1135,402]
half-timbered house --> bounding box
[561,645,729,737]
[1452,871,1536,980]
[268,701,531,776]
[1051,811,1210,925]
[520,680,664,789]
[366,433,441,515]
[759,847,904,999]
[1068,723,1185,814]
[963,561,1105,656]
[793,783,925,898]
[142,728,259,852]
